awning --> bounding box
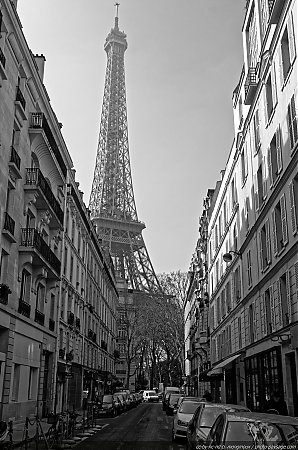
[207,354,241,376]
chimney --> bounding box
[34,54,46,81]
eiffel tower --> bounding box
[89,5,161,294]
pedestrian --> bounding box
[265,390,288,415]
[201,390,213,402]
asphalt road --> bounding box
[75,401,187,450]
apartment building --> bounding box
[184,188,217,397]
[208,0,298,416]
[0,0,118,420]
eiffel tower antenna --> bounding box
[89,8,162,294]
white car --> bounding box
[172,399,202,441]
[143,390,159,402]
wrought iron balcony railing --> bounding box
[35,309,45,326]
[25,168,63,224]
[18,299,31,318]
[29,112,67,178]
[3,212,15,237]
[20,228,61,275]
[244,67,258,105]
[0,47,6,69]
[16,86,26,111]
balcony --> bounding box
[8,147,22,179]
[29,113,67,178]
[2,212,16,243]
[20,228,61,277]
[0,47,7,81]
[24,168,63,226]
[18,299,31,318]
[15,86,27,120]
[269,0,286,23]
[244,68,258,105]
[67,311,75,326]
[34,309,45,326]
[49,318,55,332]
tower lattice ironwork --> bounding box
[89,7,161,294]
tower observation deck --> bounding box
[89,6,162,293]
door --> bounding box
[286,352,298,416]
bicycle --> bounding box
[21,416,49,450]
[46,413,67,449]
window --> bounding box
[253,109,261,154]
[249,304,254,343]
[264,69,277,121]
[70,255,74,282]
[63,246,68,276]
[20,269,31,303]
[260,287,273,335]
[259,219,271,271]
[233,224,238,252]
[238,316,242,349]
[244,197,250,232]
[241,143,248,185]
[247,249,252,287]
[0,250,8,283]
[247,7,259,68]
[11,364,20,401]
[280,14,296,83]
[50,294,55,320]
[255,161,267,211]
[272,194,288,255]
[260,0,270,38]
[226,281,232,311]
[234,267,241,302]
[289,175,298,234]
[221,289,226,319]
[231,178,237,208]
[287,94,298,151]
[268,127,282,186]
[278,272,291,326]
[239,95,243,127]
[223,201,227,226]
[36,283,45,313]
[28,367,38,400]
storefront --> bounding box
[245,346,283,412]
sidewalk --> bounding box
[1,412,102,449]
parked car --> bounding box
[165,393,182,416]
[116,391,130,409]
[175,396,201,413]
[162,387,180,406]
[98,394,117,417]
[172,399,202,441]
[143,390,159,402]
[186,403,250,449]
[117,393,127,412]
[206,411,298,448]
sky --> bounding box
[18,0,246,274]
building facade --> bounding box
[208,0,298,416]
[0,0,118,420]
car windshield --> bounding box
[226,422,256,443]
[179,402,200,414]
[169,394,181,405]
[103,395,113,403]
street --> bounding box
[75,402,186,450]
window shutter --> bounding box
[270,284,276,332]
[280,193,288,245]
[286,269,292,324]
[259,230,264,272]
[262,156,268,199]
[278,47,284,88]
[267,146,273,187]
[254,297,260,341]
[263,89,268,126]
[276,281,283,329]
[290,94,298,146]
[244,307,250,346]
[254,173,259,211]
[289,180,297,234]
[272,63,278,108]
[288,13,296,65]
[265,219,271,264]
[276,126,283,174]
[260,293,267,337]
[272,210,278,255]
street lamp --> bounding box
[222,250,241,263]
